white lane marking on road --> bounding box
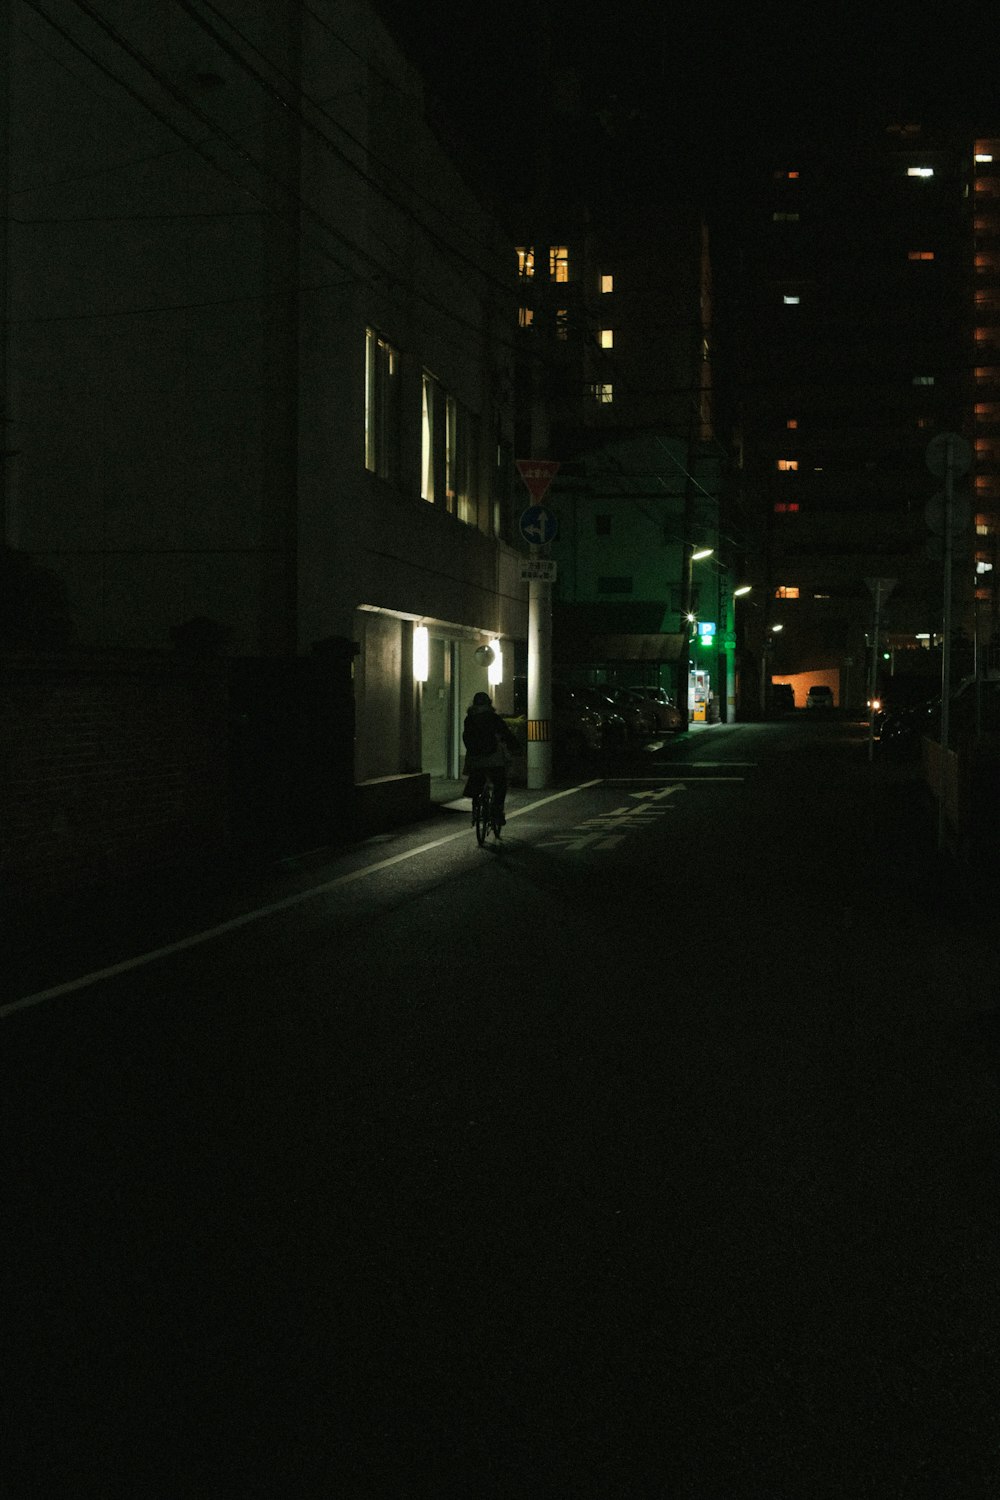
[539,787,685,850]
[1,780,604,1019]
[629,786,686,801]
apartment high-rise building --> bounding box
[723,121,995,711]
[972,136,1000,654]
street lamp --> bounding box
[677,544,717,729]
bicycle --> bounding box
[473,773,502,845]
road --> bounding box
[5,717,1000,1498]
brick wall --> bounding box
[1,651,229,911]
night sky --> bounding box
[375,0,1000,204]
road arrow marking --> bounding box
[629,786,686,801]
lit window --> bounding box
[976,153,994,163]
[774,586,800,599]
[786,418,798,429]
[444,394,457,514]
[516,247,534,278]
[518,306,534,328]
[444,394,478,526]
[908,250,935,261]
[773,169,799,180]
[421,372,437,502]
[913,375,935,385]
[907,166,934,177]
[589,383,614,403]
[601,273,614,293]
[783,294,800,305]
[550,246,569,281]
[777,459,799,471]
[813,593,831,599]
[600,329,614,349]
[773,502,801,514]
[365,327,400,480]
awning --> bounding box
[556,632,686,664]
[553,602,686,665]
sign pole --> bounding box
[867,578,882,763]
[939,435,954,850]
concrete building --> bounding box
[511,206,733,720]
[2,0,527,804]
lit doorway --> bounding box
[421,636,455,776]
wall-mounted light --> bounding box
[413,624,429,682]
[691,547,714,562]
[488,639,503,686]
[770,623,784,633]
[734,584,752,596]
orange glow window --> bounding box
[777,459,799,471]
[786,419,798,429]
[907,250,935,261]
[774,586,800,599]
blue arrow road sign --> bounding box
[519,506,558,546]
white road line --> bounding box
[615,775,745,782]
[2,779,603,1019]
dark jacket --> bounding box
[463,703,519,766]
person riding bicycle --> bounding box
[462,690,519,826]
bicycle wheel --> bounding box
[475,784,492,846]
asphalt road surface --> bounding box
[5,717,1000,1498]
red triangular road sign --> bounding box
[516,458,560,503]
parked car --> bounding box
[806,684,834,710]
[572,686,629,751]
[769,682,795,714]
[870,677,935,743]
[876,678,1000,759]
[610,687,657,741]
[627,686,684,734]
[513,676,604,760]
[876,695,938,758]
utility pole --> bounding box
[924,430,972,849]
[523,4,554,789]
[1,0,11,542]
[865,576,896,760]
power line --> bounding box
[4,274,355,326]
[178,0,515,285]
[20,0,517,355]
